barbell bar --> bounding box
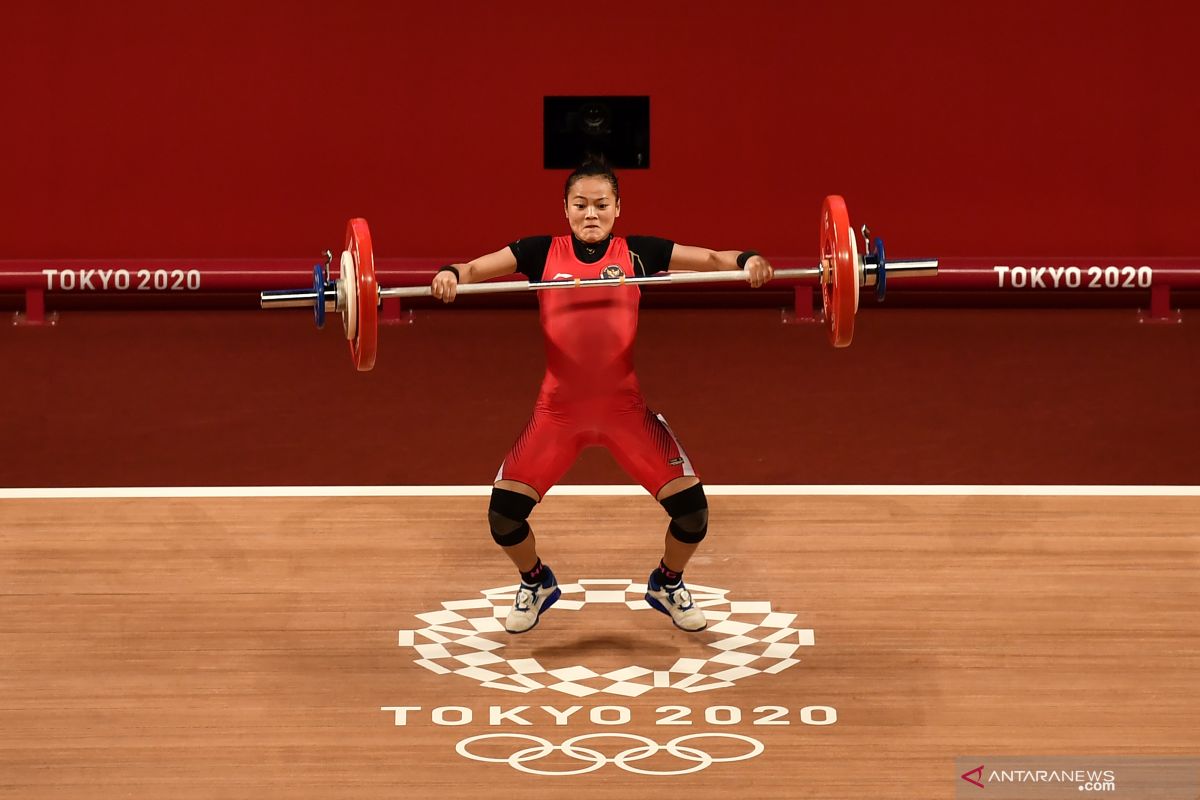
[260,196,938,370]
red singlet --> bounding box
[495,235,696,498]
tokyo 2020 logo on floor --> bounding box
[396,578,815,698]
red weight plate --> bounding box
[346,218,378,371]
[819,195,856,347]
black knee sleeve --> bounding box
[661,483,708,544]
[489,488,537,547]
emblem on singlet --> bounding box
[602,264,626,279]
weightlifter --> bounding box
[430,157,775,634]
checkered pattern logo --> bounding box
[396,578,814,697]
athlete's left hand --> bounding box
[745,255,775,288]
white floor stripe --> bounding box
[0,485,1197,499]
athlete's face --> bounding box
[564,177,620,243]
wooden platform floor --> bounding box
[1,494,1197,798]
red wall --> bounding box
[5,307,1199,487]
[4,1,1198,262]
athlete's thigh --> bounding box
[601,405,698,496]
[494,405,585,500]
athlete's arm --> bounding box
[431,247,519,303]
[667,244,741,272]
[669,244,775,288]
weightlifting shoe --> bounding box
[645,570,708,632]
[504,567,561,634]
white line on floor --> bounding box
[0,485,1197,499]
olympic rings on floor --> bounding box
[454,732,765,775]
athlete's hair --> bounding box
[564,154,620,202]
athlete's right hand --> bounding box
[432,270,459,303]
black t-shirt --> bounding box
[508,235,674,281]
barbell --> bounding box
[260,195,938,370]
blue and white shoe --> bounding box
[504,568,561,634]
[645,571,708,632]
